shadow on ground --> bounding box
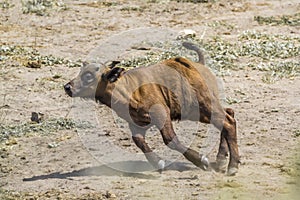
[23,160,196,181]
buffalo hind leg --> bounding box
[129,124,165,172]
[213,108,240,176]
[215,108,234,172]
[160,117,210,171]
[215,131,229,173]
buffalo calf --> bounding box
[64,42,240,176]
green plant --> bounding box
[21,0,67,16]
[254,13,300,26]
[0,118,93,141]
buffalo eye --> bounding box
[82,72,94,85]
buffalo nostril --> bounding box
[64,83,73,97]
[64,83,71,91]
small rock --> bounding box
[122,143,131,147]
[131,46,151,50]
[246,142,255,146]
[192,192,199,196]
[177,29,196,39]
[0,148,9,158]
[88,147,98,151]
[271,109,279,113]
[191,175,199,180]
[105,191,117,198]
[83,186,91,190]
[5,138,18,146]
[26,61,41,68]
[52,74,61,79]
[56,135,72,142]
[103,130,111,136]
[31,112,44,123]
[48,142,59,148]
[223,180,242,188]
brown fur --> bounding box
[64,43,240,175]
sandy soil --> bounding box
[0,0,300,199]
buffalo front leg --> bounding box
[129,124,165,171]
[159,117,210,171]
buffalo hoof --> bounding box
[201,155,210,171]
[216,158,227,173]
[157,160,165,173]
[158,160,165,170]
[227,167,238,176]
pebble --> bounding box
[177,29,196,39]
[5,138,18,146]
[105,191,117,198]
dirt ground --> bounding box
[0,0,300,199]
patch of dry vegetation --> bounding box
[254,13,300,26]
[118,30,299,82]
[21,0,67,16]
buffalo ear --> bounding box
[82,61,89,67]
[105,67,124,83]
[107,60,121,69]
